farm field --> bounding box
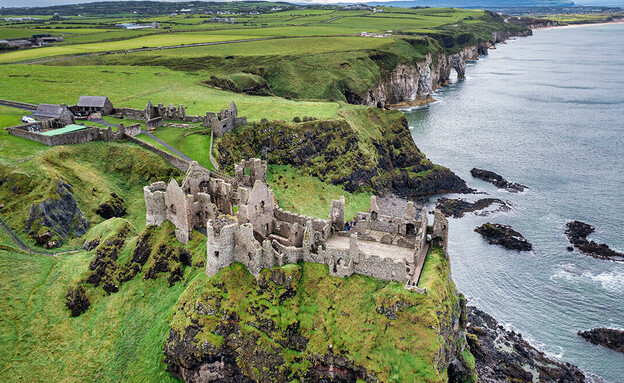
[0,33,271,63]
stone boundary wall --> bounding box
[50,127,101,146]
[8,119,61,133]
[116,108,145,120]
[124,135,191,172]
[0,98,36,110]
[208,130,220,171]
[7,125,101,146]
[7,126,54,145]
[121,123,141,137]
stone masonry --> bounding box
[116,100,247,137]
[144,158,449,288]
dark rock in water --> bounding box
[475,223,532,251]
[95,192,127,219]
[437,197,510,218]
[467,306,585,382]
[25,181,89,247]
[66,285,90,317]
[565,221,624,261]
[578,328,624,354]
[470,168,527,192]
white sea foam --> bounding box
[587,270,624,293]
[551,264,624,293]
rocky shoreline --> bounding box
[467,306,586,382]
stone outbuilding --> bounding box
[33,103,74,125]
[76,96,114,116]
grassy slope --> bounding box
[0,7,489,381]
[267,164,371,221]
[0,140,182,249]
[0,221,207,382]
[167,247,456,382]
[0,64,342,122]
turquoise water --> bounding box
[404,24,624,382]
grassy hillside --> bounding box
[0,221,206,382]
[0,140,182,249]
[165,247,464,382]
[0,4,497,381]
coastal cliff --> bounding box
[215,108,471,198]
[362,28,532,108]
[164,248,478,383]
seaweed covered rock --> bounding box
[95,192,127,219]
[470,168,527,192]
[25,181,89,247]
[66,285,90,317]
[578,328,624,354]
[216,110,471,198]
[475,223,532,251]
[565,221,624,261]
[467,306,585,382]
[436,197,510,218]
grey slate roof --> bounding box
[34,103,64,118]
[77,96,109,108]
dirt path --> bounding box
[0,219,80,256]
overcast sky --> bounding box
[1,0,621,9]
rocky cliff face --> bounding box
[216,109,471,198]
[25,181,89,247]
[362,29,531,108]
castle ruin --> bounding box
[143,159,448,289]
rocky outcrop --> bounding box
[66,285,90,317]
[437,197,510,218]
[25,181,89,247]
[578,328,624,354]
[164,259,475,383]
[216,112,472,198]
[467,306,586,382]
[95,192,127,219]
[470,168,527,192]
[565,221,624,261]
[475,223,532,251]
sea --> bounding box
[403,23,624,382]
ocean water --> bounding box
[404,24,624,382]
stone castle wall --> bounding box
[125,135,191,172]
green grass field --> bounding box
[0,64,344,121]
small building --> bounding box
[34,103,74,125]
[76,96,114,116]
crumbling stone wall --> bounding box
[146,117,163,130]
[142,157,448,287]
